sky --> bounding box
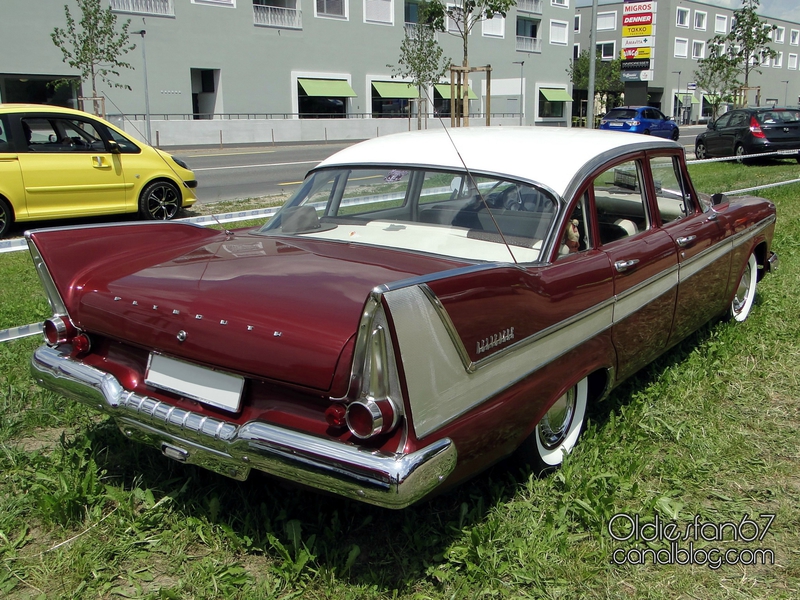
[720,0,800,23]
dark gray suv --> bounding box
[695,107,800,162]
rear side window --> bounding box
[0,116,9,152]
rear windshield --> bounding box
[604,109,638,120]
[756,109,800,125]
[256,167,559,263]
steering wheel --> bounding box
[501,187,525,211]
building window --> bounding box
[551,0,568,7]
[550,20,568,45]
[364,0,392,24]
[676,7,689,28]
[447,4,464,33]
[596,11,616,32]
[109,0,175,16]
[674,38,688,58]
[574,14,580,33]
[316,0,347,18]
[516,17,541,52]
[791,29,799,46]
[694,10,706,31]
[761,50,771,66]
[371,81,416,117]
[538,88,570,118]
[775,26,785,44]
[789,53,798,70]
[192,0,235,6]
[692,40,705,60]
[773,51,783,68]
[482,13,504,37]
[297,78,356,118]
[715,14,727,34]
[573,43,580,59]
[597,41,615,60]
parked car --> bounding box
[695,107,800,162]
[599,106,680,140]
[0,104,197,237]
[28,128,777,509]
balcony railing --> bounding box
[516,0,542,15]
[109,0,174,16]
[516,36,542,53]
[253,5,303,29]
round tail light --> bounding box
[345,398,399,439]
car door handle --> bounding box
[676,235,696,247]
[92,156,111,168]
[614,259,640,272]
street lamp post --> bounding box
[132,29,152,145]
[672,71,681,120]
[512,60,524,125]
[781,80,789,106]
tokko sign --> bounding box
[623,13,653,26]
[623,24,653,36]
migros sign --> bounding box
[623,2,655,15]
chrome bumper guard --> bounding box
[31,345,457,509]
[768,251,779,273]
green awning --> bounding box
[434,84,478,100]
[372,82,419,99]
[703,94,720,103]
[681,94,700,105]
[539,88,573,102]
[298,78,357,97]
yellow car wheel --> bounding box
[0,199,12,238]
[139,180,182,221]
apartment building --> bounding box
[575,0,800,123]
[0,0,579,144]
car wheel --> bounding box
[729,252,758,322]
[671,128,680,141]
[519,378,588,474]
[695,141,708,160]
[643,129,651,135]
[139,180,182,220]
[0,199,13,238]
[735,144,748,164]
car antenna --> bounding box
[423,88,518,265]
[210,212,234,237]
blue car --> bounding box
[599,106,680,140]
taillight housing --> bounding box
[43,316,76,346]
[342,301,404,440]
[750,115,766,138]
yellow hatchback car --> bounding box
[0,104,197,237]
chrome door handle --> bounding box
[614,259,640,272]
[676,235,696,247]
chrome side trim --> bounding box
[31,345,457,510]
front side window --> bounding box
[258,167,559,263]
[592,160,649,246]
[649,156,695,225]
[0,115,9,152]
[22,117,106,153]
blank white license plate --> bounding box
[145,353,244,413]
[610,122,623,127]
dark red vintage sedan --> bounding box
[28,128,777,508]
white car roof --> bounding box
[316,127,678,199]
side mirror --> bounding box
[711,193,728,206]
[106,140,121,154]
[707,121,714,130]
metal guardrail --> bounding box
[2,152,799,343]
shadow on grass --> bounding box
[75,312,741,593]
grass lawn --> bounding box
[0,160,798,599]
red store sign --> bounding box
[623,2,654,15]
[623,13,653,26]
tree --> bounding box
[568,50,623,94]
[392,25,450,130]
[710,0,776,92]
[693,51,740,120]
[423,0,516,122]
[51,0,136,114]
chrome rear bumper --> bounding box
[31,345,457,509]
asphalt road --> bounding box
[173,141,355,204]
[173,126,707,205]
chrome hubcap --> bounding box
[538,387,576,449]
